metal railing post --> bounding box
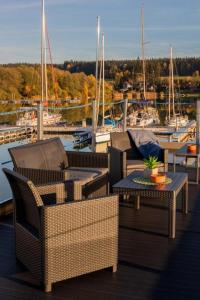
[123,98,128,132]
[92,99,97,152]
[196,99,200,145]
[37,103,43,141]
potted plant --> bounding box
[143,156,160,178]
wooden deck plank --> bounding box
[1,184,200,299]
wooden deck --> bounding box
[1,168,200,299]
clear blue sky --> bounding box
[0,0,200,63]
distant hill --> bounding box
[62,57,200,90]
[62,57,200,78]
[0,57,200,100]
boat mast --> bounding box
[168,47,171,120]
[102,33,105,127]
[41,0,45,104]
[141,5,146,100]
[95,16,100,130]
[170,47,175,117]
[44,12,48,107]
[38,0,45,140]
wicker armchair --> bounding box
[3,168,118,292]
[109,131,168,186]
[9,138,109,201]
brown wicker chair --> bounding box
[109,131,168,186]
[3,168,118,292]
[9,138,109,201]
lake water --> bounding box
[0,135,89,204]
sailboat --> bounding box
[127,6,160,127]
[16,0,61,128]
[93,18,120,145]
[165,47,188,128]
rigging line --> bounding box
[0,101,125,116]
[46,25,58,103]
[174,58,182,114]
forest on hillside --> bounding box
[63,57,200,90]
[0,64,112,102]
[1,57,200,102]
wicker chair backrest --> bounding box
[3,168,43,231]
[9,137,68,170]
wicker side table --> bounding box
[113,171,188,239]
[174,145,200,184]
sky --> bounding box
[0,0,200,63]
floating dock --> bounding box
[0,127,34,144]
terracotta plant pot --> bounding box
[151,173,166,184]
[143,168,158,179]
[187,144,196,153]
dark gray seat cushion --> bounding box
[9,138,68,170]
[9,138,108,186]
[65,167,108,184]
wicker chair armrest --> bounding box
[41,195,119,239]
[108,146,126,186]
[36,182,67,204]
[13,168,83,201]
[14,167,64,185]
[66,151,109,168]
[37,179,83,203]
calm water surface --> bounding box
[0,135,89,203]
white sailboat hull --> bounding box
[16,111,62,127]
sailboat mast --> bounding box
[41,0,45,104]
[141,6,146,100]
[102,33,105,127]
[44,13,48,106]
[38,0,45,141]
[168,47,171,120]
[95,16,100,130]
[170,47,175,116]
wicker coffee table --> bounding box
[113,171,188,239]
[174,144,200,184]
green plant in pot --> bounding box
[143,156,160,178]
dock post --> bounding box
[123,98,128,132]
[37,103,43,141]
[92,99,97,152]
[196,99,200,145]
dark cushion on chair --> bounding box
[9,138,68,170]
[42,138,68,170]
[127,130,163,160]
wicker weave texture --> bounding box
[66,151,109,168]
[41,196,118,285]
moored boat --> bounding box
[16,109,61,127]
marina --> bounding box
[0,112,197,148]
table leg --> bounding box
[196,157,199,184]
[169,193,176,239]
[173,154,176,173]
[135,195,140,210]
[182,181,188,214]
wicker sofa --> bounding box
[9,138,109,201]
[3,168,118,292]
[109,131,168,186]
